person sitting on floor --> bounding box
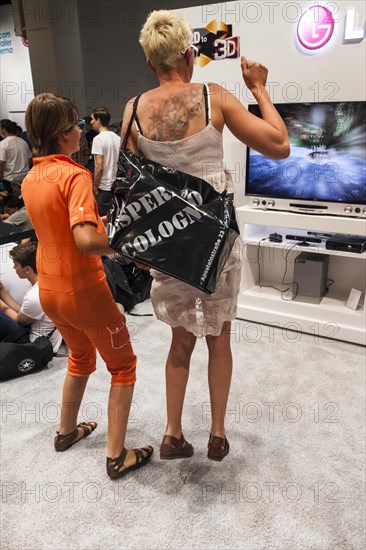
[0,195,33,231]
[0,242,62,352]
[9,180,22,198]
[0,195,22,220]
[0,241,31,304]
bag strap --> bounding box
[122,95,142,150]
[203,84,211,125]
[45,326,57,339]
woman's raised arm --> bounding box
[213,56,290,160]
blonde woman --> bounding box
[122,10,289,461]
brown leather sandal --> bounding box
[54,422,98,452]
[207,434,230,461]
[160,434,194,459]
[106,446,154,480]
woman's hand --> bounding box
[241,56,268,94]
[135,262,151,271]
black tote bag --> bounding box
[107,97,239,294]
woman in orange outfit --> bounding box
[22,93,153,479]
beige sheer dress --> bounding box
[136,85,244,338]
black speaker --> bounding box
[293,252,329,304]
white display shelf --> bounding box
[238,206,366,234]
[236,207,366,345]
[244,232,366,260]
[243,284,364,318]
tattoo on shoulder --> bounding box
[146,88,204,141]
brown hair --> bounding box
[25,93,78,156]
[91,107,111,127]
[0,119,17,134]
[9,241,38,273]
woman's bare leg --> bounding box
[59,373,89,437]
[206,321,232,438]
[59,375,139,465]
[107,384,135,461]
[164,326,197,439]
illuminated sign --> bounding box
[297,4,365,53]
[344,8,365,42]
[192,20,240,67]
[297,6,335,50]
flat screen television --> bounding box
[245,101,366,218]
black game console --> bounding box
[326,235,366,254]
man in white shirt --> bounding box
[90,107,121,216]
[0,242,62,352]
[0,241,31,304]
[0,119,32,194]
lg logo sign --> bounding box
[297,6,334,50]
[297,5,365,52]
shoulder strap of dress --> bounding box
[203,83,211,125]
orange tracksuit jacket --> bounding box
[22,154,136,385]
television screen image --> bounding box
[246,102,366,207]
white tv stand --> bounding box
[236,206,366,345]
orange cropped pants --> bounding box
[40,280,136,386]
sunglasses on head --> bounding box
[181,44,199,59]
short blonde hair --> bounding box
[139,10,193,69]
[25,93,78,156]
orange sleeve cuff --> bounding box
[70,206,98,229]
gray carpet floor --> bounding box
[1,300,365,550]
